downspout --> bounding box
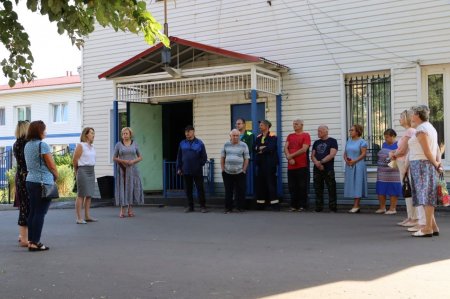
[276,94,282,197]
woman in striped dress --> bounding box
[375,129,402,214]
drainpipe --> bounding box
[276,94,282,197]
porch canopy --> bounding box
[98,36,288,104]
[98,37,289,196]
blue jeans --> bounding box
[26,182,51,244]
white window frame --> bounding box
[421,65,450,164]
[0,107,5,126]
[16,106,31,122]
[51,103,69,123]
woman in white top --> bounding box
[408,105,443,237]
[72,127,97,224]
[390,110,418,226]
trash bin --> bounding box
[97,176,114,199]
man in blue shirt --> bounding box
[176,125,208,213]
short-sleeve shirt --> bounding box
[24,140,54,184]
[221,141,250,174]
[408,122,438,161]
[312,137,338,171]
[396,128,415,161]
[286,132,311,170]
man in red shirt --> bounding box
[284,119,311,211]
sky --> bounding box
[0,2,81,84]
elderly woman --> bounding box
[344,124,368,213]
[375,129,402,214]
[113,127,144,218]
[389,110,419,227]
[24,121,58,251]
[13,120,30,247]
[72,127,97,224]
[408,105,442,237]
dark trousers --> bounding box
[184,175,206,209]
[256,165,278,206]
[26,182,51,244]
[313,167,337,211]
[288,168,309,209]
[222,172,246,211]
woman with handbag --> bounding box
[375,129,402,214]
[72,127,97,224]
[389,110,419,227]
[24,121,58,251]
[13,120,30,247]
[344,124,368,213]
[408,105,443,238]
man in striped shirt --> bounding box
[221,129,250,213]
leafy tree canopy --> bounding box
[0,0,169,87]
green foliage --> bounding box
[56,164,75,197]
[5,166,16,200]
[1,0,169,87]
[53,152,73,167]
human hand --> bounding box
[288,159,295,165]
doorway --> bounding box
[162,101,193,161]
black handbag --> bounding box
[39,142,59,201]
[402,174,412,198]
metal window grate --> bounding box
[345,74,391,165]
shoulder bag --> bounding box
[39,142,59,201]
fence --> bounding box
[0,145,73,204]
[163,159,215,198]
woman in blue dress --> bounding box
[375,129,402,215]
[344,124,368,213]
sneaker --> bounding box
[315,208,323,213]
[289,208,298,212]
[184,207,194,213]
[76,219,87,224]
[348,207,360,213]
[375,208,386,214]
[200,207,208,213]
[223,209,232,214]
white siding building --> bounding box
[0,74,82,152]
[81,0,450,201]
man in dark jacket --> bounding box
[254,119,279,210]
[176,125,208,213]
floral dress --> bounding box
[13,137,29,226]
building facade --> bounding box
[81,0,450,200]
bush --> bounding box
[5,167,16,202]
[56,164,75,197]
[54,153,73,167]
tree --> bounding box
[0,0,169,87]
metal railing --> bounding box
[163,159,215,198]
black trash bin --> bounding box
[97,176,114,199]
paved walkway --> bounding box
[1,206,449,299]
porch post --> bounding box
[126,102,131,127]
[113,100,119,180]
[251,90,258,134]
[276,94,283,197]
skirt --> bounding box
[76,166,95,197]
[410,160,438,207]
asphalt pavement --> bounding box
[1,206,449,299]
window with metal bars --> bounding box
[345,73,391,166]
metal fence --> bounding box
[163,159,215,198]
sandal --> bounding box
[28,242,50,251]
[119,213,126,218]
[128,211,135,217]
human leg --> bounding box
[386,196,398,213]
[26,182,51,245]
[376,195,386,213]
[313,168,324,212]
[193,175,206,208]
[75,196,84,221]
[184,175,195,210]
[235,173,247,211]
[288,169,300,210]
[324,170,337,211]
[222,172,234,212]
[298,168,309,210]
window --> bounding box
[345,72,391,165]
[17,106,31,122]
[52,103,68,123]
[0,108,5,126]
[422,65,449,161]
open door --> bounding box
[130,103,163,191]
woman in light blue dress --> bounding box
[344,124,368,213]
